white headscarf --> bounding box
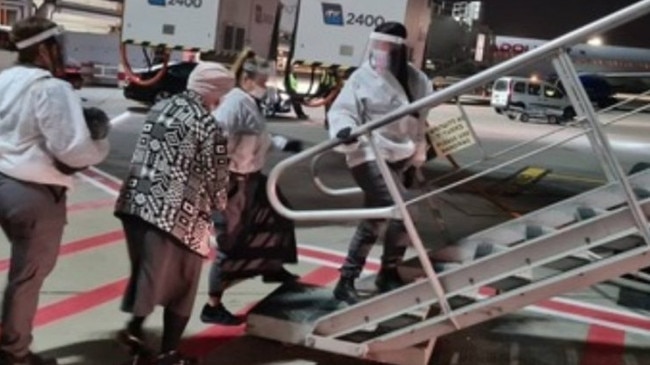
[187,61,235,100]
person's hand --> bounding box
[410,143,428,168]
[54,159,87,175]
[336,127,358,145]
[283,139,303,153]
[83,107,111,140]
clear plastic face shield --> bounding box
[15,25,67,75]
[364,31,405,76]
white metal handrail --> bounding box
[267,0,650,222]
[310,88,650,199]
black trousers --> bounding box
[339,161,410,279]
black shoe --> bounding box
[375,268,405,294]
[116,329,153,358]
[155,351,198,365]
[333,277,361,305]
[262,268,299,283]
[200,303,244,326]
[0,351,57,365]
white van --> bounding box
[490,76,576,123]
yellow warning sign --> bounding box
[514,166,549,186]
[426,116,476,156]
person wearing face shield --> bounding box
[327,22,434,304]
[0,17,110,365]
[113,62,234,365]
[199,49,302,326]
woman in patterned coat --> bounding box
[113,62,234,365]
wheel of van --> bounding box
[547,115,559,124]
[507,113,516,120]
[563,107,576,120]
[519,113,530,123]
[154,90,171,104]
[494,108,503,114]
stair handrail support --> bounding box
[366,134,460,329]
[552,51,650,245]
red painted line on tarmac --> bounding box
[580,325,626,365]
[180,266,340,358]
[80,169,122,191]
[34,279,128,327]
[0,230,124,272]
[535,297,650,332]
[297,246,381,271]
[67,199,115,213]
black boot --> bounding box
[375,268,404,294]
[333,276,361,304]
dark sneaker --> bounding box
[262,268,299,283]
[0,351,57,365]
[200,303,244,326]
[375,268,405,294]
[155,351,198,365]
[333,277,361,305]
[116,329,152,357]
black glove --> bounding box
[283,139,303,153]
[336,127,358,145]
[54,159,87,175]
[83,107,110,140]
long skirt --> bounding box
[212,172,297,283]
[120,215,203,317]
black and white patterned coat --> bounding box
[115,90,229,257]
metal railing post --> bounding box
[553,51,650,245]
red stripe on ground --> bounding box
[0,230,124,272]
[536,298,650,332]
[300,266,341,285]
[180,266,339,358]
[580,325,626,365]
[479,286,650,333]
[80,169,122,191]
[67,199,115,213]
[297,246,381,272]
[34,279,128,327]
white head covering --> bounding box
[187,61,235,100]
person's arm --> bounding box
[327,78,364,150]
[415,73,435,146]
[35,79,110,169]
[198,114,229,212]
[410,72,435,168]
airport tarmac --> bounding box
[0,87,649,364]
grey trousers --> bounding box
[340,161,410,279]
[0,173,66,358]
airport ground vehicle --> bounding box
[491,76,576,123]
[123,61,195,105]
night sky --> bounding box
[479,0,650,48]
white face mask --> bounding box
[369,49,390,75]
[249,85,267,100]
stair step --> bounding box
[338,313,423,343]
[488,275,532,292]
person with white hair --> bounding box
[113,61,235,365]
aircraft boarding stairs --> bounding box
[247,2,650,364]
